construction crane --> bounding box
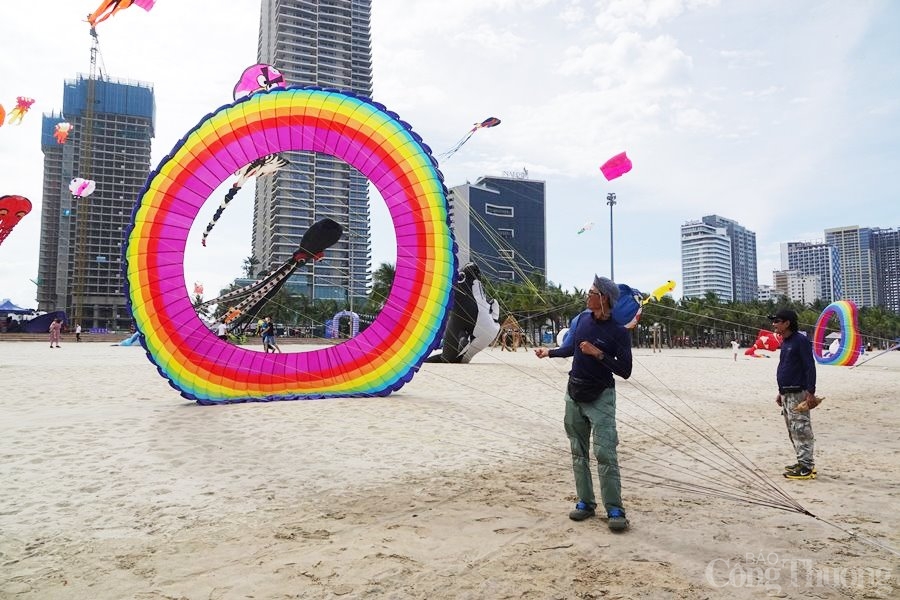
[71,27,100,327]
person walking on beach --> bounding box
[75,323,82,342]
[49,318,62,348]
[534,275,633,531]
[770,308,818,480]
[731,338,739,361]
[262,316,281,353]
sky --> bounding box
[1,0,898,309]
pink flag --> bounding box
[599,152,633,181]
[133,0,156,10]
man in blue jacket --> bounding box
[770,308,818,480]
[535,275,632,531]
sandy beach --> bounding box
[1,341,897,599]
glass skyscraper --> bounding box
[253,0,373,303]
[37,76,155,330]
[448,175,547,283]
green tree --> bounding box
[368,262,395,312]
[192,293,211,320]
[242,255,260,278]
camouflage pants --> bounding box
[782,391,815,469]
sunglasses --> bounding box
[587,290,602,297]
[771,318,785,324]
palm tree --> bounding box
[368,262,395,311]
[192,293,210,320]
[242,255,260,278]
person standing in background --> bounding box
[770,308,818,480]
[49,318,62,348]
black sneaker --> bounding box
[607,508,629,532]
[568,501,596,521]
[784,466,816,480]
[784,464,817,476]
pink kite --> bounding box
[233,64,286,100]
[599,152,633,181]
[6,97,35,126]
[87,0,155,27]
[69,178,96,198]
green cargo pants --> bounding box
[563,386,623,513]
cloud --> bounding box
[719,49,770,70]
[593,0,721,34]
[1,0,895,308]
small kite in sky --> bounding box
[69,178,96,198]
[0,104,5,127]
[233,64,286,100]
[577,221,594,235]
[54,122,73,144]
[641,280,676,305]
[439,117,501,159]
[0,195,33,247]
[5,97,35,126]
[87,0,155,27]
[201,154,289,246]
[599,151,633,181]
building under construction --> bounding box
[36,75,155,330]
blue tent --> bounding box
[0,298,34,315]
[23,311,67,333]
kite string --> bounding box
[812,516,900,558]
[409,351,810,513]
[177,303,900,555]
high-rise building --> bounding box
[757,284,776,302]
[448,175,546,283]
[780,241,842,303]
[824,226,877,308]
[253,0,373,303]
[701,215,758,302]
[772,269,820,305]
[680,220,733,301]
[37,76,155,330]
[872,227,900,314]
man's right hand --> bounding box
[775,394,783,407]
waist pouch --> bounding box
[567,376,611,403]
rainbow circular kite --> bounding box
[124,87,456,404]
[812,300,861,366]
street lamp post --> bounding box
[606,192,617,279]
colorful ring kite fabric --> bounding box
[812,300,861,366]
[124,86,456,404]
